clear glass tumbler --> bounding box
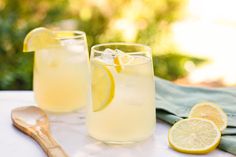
[34,31,91,113]
[87,43,156,143]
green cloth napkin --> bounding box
[155,77,236,155]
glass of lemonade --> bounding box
[87,43,156,143]
[33,31,91,112]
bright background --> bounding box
[173,0,236,86]
[0,0,235,89]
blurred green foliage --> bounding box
[0,0,206,90]
[0,0,68,89]
[153,52,205,80]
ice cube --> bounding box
[114,49,125,56]
[97,48,129,65]
[101,48,125,58]
[114,49,134,65]
[67,44,85,54]
[103,48,116,57]
[98,48,116,64]
[61,39,79,45]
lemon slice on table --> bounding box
[23,27,59,52]
[189,102,227,132]
[168,118,221,154]
[91,60,115,112]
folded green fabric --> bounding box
[155,77,236,155]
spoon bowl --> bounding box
[12,106,48,133]
[11,106,68,157]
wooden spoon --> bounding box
[11,106,68,157]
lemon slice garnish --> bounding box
[189,102,227,132]
[23,27,59,52]
[113,52,133,73]
[91,60,115,112]
[168,118,221,154]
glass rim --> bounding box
[91,42,151,54]
[91,42,152,67]
[54,30,86,40]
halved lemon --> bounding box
[91,60,115,112]
[189,102,227,132]
[23,27,59,52]
[168,118,221,154]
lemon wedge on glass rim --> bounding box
[23,27,59,52]
[168,118,221,154]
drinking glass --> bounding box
[87,43,156,143]
[34,31,91,112]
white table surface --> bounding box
[0,91,235,157]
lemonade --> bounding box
[87,43,156,143]
[34,43,90,112]
[23,28,91,112]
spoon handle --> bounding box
[47,146,68,157]
[32,128,68,157]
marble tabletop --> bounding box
[0,91,235,157]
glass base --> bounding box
[88,130,154,145]
[38,104,85,113]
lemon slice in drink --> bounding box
[113,51,133,72]
[168,118,221,154]
[92,60,115,112]
[189,102,227,132]
[23,27,59,52]
[114,55,129,72]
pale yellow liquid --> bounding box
[87,56,156,143]
[34,45,90,112]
